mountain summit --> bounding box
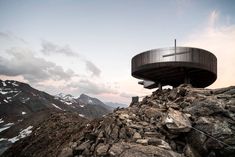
[2,84,235,157]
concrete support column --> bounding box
[158,83,162,91]
[184,71,190,84]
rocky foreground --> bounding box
[2,85,235,157]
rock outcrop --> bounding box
[2,85,235,157]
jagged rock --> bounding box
[109,142,132,156]
[119,113,129,120]
[144,107,163,119]
[147,138,171,149]
[184,144,201,157]
[110,125,119,140]
[96,143,109,156]
[133,132,142,139]
[213,86,235,95]
[136,139,148,145]
[109,141,181,157]
[144,131,163,139]
[184,98,225,116]
[3,85,235,157]
[58,147,73,157]
[164,108,192,133]
[74,141,91,154]
[69,142,78,149]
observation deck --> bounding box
[131,47,217,89]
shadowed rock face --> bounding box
[3,85,235,157]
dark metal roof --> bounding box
[131,47,217,88]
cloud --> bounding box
[182,10,235,88]
[0,34,116,101]
[0,47,74,83]
[85,60,101,77]
[41,40,79,57]
[0,31,26,43]
[67,79,117,95]
[41,40,101,77]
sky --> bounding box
[0,0,235,104]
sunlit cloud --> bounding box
[182,10,235,88]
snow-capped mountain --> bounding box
[78,94,113,110]
[54,93,77,105]
[0,80,112,121]
[0,79,112,154]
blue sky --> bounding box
[0,0,235,103]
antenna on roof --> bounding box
[174,39,176,61]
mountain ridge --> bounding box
[2,84,235,157]
[0,79,113,155]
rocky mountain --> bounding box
[54,93,113,118]
[0,80,112,155]
[78,94,113,111]
[2,84,235,157]
[0,80,111,120]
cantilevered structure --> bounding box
[131,43,217,89]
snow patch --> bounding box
[80,105,84,108]
[12,82,19,86]
[2,81,6,87]
[0,118,4,124]
[65,101,72,105]
[79,114,85,117]
[55,93,77,105]
[51,103,63,110]
[13,91,21,97]
[8,126,33,143]
[22,112,26,115]
[0,138,7,141]
[0,91,8,95]
[3,99,8,103]
[0,89,19,95]
[0,122,14,132]
[21,97,30,103]
[0,126,10,133]
[88,99,93,104]
[4,123,14,127]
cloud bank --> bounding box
[0,47,74,83]
[41,40,101,77]
[41,40,79,57]
[0,33,116,99]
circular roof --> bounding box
[131,47,217,88]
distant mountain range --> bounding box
[0,79,122,154]
[105,102,127,108]
[0,80,112,120]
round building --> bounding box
[131,47,217,89]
